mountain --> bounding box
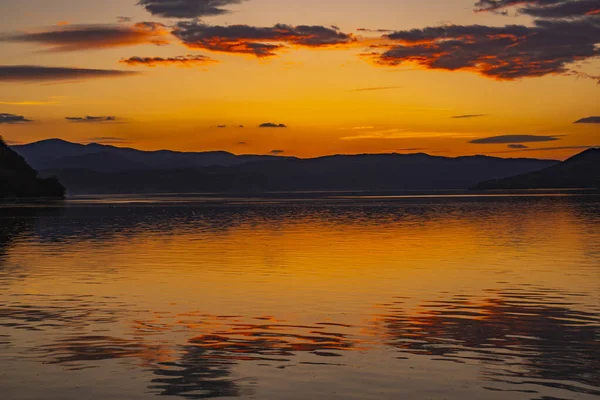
[0,138,65,198]
[475,148,600,190]
[13,139,293,171]
[14,139,558,195]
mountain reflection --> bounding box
[374,287,600,396]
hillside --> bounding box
[15,139,558,194]
[0,138,65,198]
[475,148,600,190]
[13,139,293,171]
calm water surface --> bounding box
[1,193,599,399]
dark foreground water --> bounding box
[1,193,599,400]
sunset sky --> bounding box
[0,0,598,159]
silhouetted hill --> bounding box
[13,139,293,171]
[0,138,65,198]
[18,139,557,194]
[475,148,600,190]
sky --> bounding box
[0,0,598,159]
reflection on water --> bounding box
[374,287,600,396]
[0,194,599,400]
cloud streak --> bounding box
[120,54,218,67]
[66,116,118,123]
[3,23,169,51]
[348,86,403,92]
[0,65,139,83]
[470,134,561,144]
[451,114,488,119]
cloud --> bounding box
[366,1,600,81]
[492,144,599,153]
[348,86,403,92]
[3,23,169,51]
[357,28,394,33]
[396,147,427,151]
[341,129,477,140]
[270,150,285,155]
[574,116,600,123]
[88,136,130,144]
[66,116,118,123]
[0,100,57,105]
[120,54,217,67]
[470,134,561,144]
[475,0,600,18]
[0,65,139,83]
[508,144,529,149]
[217,124,227,128]
[352,126,375,130]
[173,22,355,57]
[0,113,32,123]
[238,141,247,145]
[259,122,287,128]
[450,114,488,119]
[138,0,246,18]
[117,16,133,23]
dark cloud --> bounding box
[508,144,529,149]
[66,116,117,123]
[121,55,217,67]
[238,125,244,128]
[270,150,285,154]
[470,134,561,144]
[450,114,488,119]
[367,1,600,80]
[117,16,133,23]
[259,122,287,128]
[238,141,247,145]
[138,0,246,18]
[0,65,140,83]
[349,86,403,92]
[0,113,32,123]
[2,23,169,51]
[475,0,600,18]
[173,22,355,57]
[217,125,227,128]
[574,116,600,123]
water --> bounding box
[1,193,599,400]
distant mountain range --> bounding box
[475,148,600,190]
[0,138,64,198]
[13,139,560,195]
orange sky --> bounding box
[0,0,598,160]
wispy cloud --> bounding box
[0,65,139,83]
[491,145,599,154]
[470,135,562,144]
[120,54,218,68]
[2,23,170,52]
[66,116,118,123]
[0,100,57,106]
[450,114,488,119]
[342,129,476,140]
[348,86,402,92]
